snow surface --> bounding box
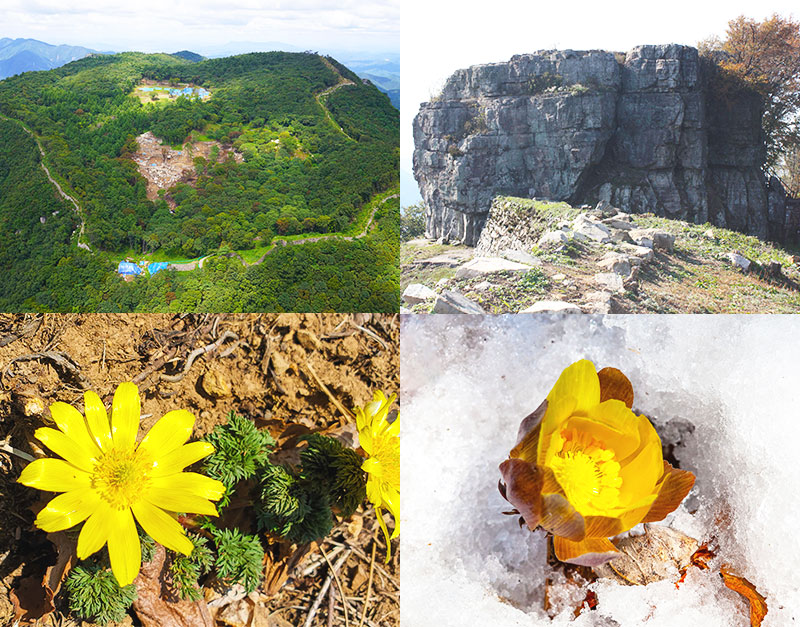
[400,315,800,627]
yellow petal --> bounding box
[84,390,113,451]
[537,395,575,466]
[583,515,625,539]
[642,462,696,523]
[618,418,664,504]
[150,472,225,501]
[138,409,195,459]
[144,473,224,515]
[540,492,586,541]
[35,488,100,532]
[150,441,215,477]
[18,458,91,492]
[553,535,620,567]
[583,400,641,440]
[375,505,393,563]
[111,382,140,451]
[131,500,193,555]
[34,427,97,473]
[49,402,101,458]
[77,499,113,559]
[107,507,141,587]
[547,360,600,415]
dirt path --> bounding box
[316,56,356,140]
[232,192,399,267]
[0,114,91,251]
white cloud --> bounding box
[1,0,398,53]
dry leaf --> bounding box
[721,564,768,627]
[262,540,313,597]
[10,530,77,623]
[132,545,214,627]
[593,525,699,585]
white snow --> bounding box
[401,315,800,626]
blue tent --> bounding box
[148,262,169,276]
[117,261,142,275]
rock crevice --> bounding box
[413,45,783,246]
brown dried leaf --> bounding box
[597,367,634,408]
[593,525,699,585]
[721,564,768,627]
[10,530,77,624]
[132,545,214,627]
[263,540,313,597]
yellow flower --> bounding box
[356,391,399,562]
[18,382,224,586]
[499,360,695,567]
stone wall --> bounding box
[413,45,783,245]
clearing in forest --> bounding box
[132,79,211,103]
[131,131,243,202]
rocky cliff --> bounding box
[413,45,786,245]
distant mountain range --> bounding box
[0,37,399,108]
[0,38,99,80]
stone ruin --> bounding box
[413,44,793,246]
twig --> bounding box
[305,362,354,420]
[1,439,34,462]
[3,351,91,389]
[302,548,351,627]
[321,546,349,627]
[359,529,378,627]
[348,321,388,351]
[160,331,239,382]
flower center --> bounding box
[365,437,400,488]
[549,430,622,515]
[92,448,151,510]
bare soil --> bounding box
[132,132,243,203]
[0,313,399,627]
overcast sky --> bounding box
[401,0,799,204]
[1,0,398,55]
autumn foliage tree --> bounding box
[701,14,800,185]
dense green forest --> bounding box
[0,51,398,311]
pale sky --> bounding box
[401,0,799,203]
[0,0,399,55]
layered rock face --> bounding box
[413,45,782,245]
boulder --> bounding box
[572,215,612,243]
[520,300,582,314]
[595,272,626,293]
[455,256,532,279]
[724,252,751,272]
[584,290,615,314]
[619,242,655,263]
[433,290,486,314]
[537,230,569,250]
[597,252,633,276]
[628,228,675,251]
[501,249,542,266]
[402,283,437,304]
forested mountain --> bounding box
[0,38,98,79]
[0,51,399,311]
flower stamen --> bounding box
[92,448,152,510]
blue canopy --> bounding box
[148,262,169,276]
[117,261,142,275]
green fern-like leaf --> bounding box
[211,527,264,594]
[65,563,137,625]
[170,533,215,601]
[202,412,275,506]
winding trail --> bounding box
[167,193,399,272]
[316,56,356,140]
[0,114,91,250]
